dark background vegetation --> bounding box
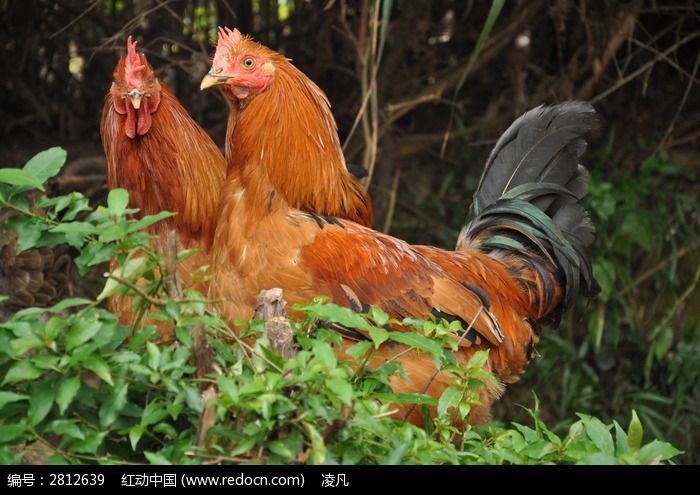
[1,1,698,462]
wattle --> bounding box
[118,99,153,139]
[124,102,137,139]
[136,96,152,136]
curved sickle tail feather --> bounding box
[459,101,599,323]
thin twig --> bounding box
[628,38,700,86]
[656,47,700,151]
[576,8,639,100]
[383,0,547,127]
[106,274,166,306]
[591,31,700,104]
[654,263,700,331]
[89,0,179,64]
[105,274,221,306]
[372,408,400,419]
[621,239,700,295]
[50,1,99,38]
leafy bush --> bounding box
[0,148,683,464]
[499,147,700,462]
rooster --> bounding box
[202,28,598,424]
[100,37,227,328]
[200,28,372,227]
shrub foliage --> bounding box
[0,149,683,465]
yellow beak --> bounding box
[200,72,231,90]
[127,90,143,110]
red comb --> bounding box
[213,27,243,68]
[125,36,147,87]
[217,26,242,48]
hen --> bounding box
[200,28,372,227]
[100,37,226,328]
[202,28,598,424]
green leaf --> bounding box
[141,401,169,426]
[23,147,66,183]
[346,340,372,359]
[374,392,437,406]
[580,452,618,465]
[99,382,129,428]
[437,386,462,417]
[69,431,107,455]
[47,455,69,465]
[621,212,653,251]
[29,380,57,426]
[388,331,443,356]
[83,356,113,385]
[61,193,91,221]
[638,440,683,463]
[592,259,616,301]
[0,391,29,411]
[3,360,42,384]
[298,302,373,332]
[0,168,45,190]
[369,307,390,326]
[98,223,127,243]
[182,384,202,412]
[613,420,628,455]
[49,221,98,235]
[10,336,43,354]
[303,422,326,465]
[163,300,179,321]
[97,255,149,301]
[66,318,101,350]
[126,211,174,233]
[267,440,295,460]
[326,378,353,405]
[44,316,66,341]
[228,436,258,457]
[653,327,674,360]
[466,349,489,370]
[0,423,27,443]
[588,304,605,352]
[368,326,389,348]
[6,216,43,252]
[129,425,145,450]
[56,377,81,414]
[312,340,337,369]
[583,416,615,456]
[75,242,115,274]
[627,410,643,452]
[44,420,85,440]
[147,342,161,370]
[144,451,172,465]
[107,188,129,217]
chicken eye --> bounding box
[242,57,255,70]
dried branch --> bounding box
[656,47,700,151]
[255,288,297,359]
[383,0,547,127]
[591,31,700,104]
[576,8,639,100]
[164,229,182,299]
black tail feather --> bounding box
[459,102,599,316]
